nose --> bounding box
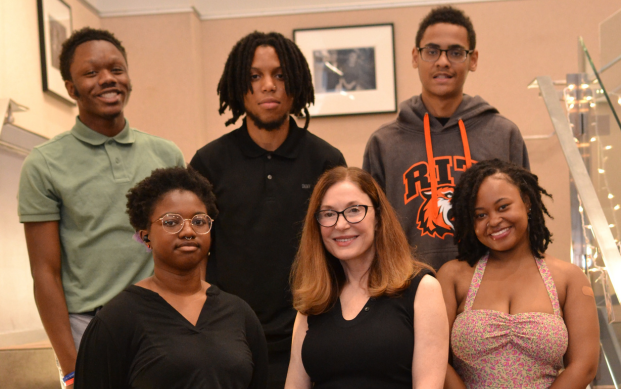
[178,219,197,238]
[435,50,450,67]
[98,69,117,86]
[334,213,350,230]
[488,212,502,228]
[262,75,276,92]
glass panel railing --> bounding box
[577,38,621,247]
[579,38,621,389]
[536,75,621,388]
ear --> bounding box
[412,46,420,70]
[65,80,79,101]
[522,196,531,212]
[139,230,149,243]
[468,49,479,72]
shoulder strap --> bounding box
[463,254,489,311]
[534,257,562,316]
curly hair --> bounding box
[126,167,218,231]
[59,27,127,82]
[452,159,553,266]
[217,31,314,130]
[291,167,433,315]
[415,6,476,50]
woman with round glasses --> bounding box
[285,167,449,389]
[75,167,268,389]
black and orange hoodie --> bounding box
[363,94,530,270]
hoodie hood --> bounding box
[396,94,499,133]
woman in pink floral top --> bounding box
[438,159,599,389]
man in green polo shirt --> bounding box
[18,28,184,387]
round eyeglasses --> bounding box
[152,213,213,234]
[315,205,371,228]
[417,47,473,64]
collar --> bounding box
[70,117,135,146]
[233,117,305,159]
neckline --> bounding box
[462,254,561,317]
[332,296,376,328]
[129,284,217,328]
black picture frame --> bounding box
[294,24,397,118]
[37,0,74,104]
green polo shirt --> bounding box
[18,118,185,313]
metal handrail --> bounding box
[537,76,621,294]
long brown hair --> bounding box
[291,167,432,315]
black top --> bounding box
[302,270,433,389]
[189,118,346,354]
[74,285,268,389]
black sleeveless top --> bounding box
[301,269,433,389]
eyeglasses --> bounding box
[417,47,473,64]
[152,213,213,234]
[315,205,371,227]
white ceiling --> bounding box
[80,0,506,20]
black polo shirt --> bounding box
[190,118,346,351]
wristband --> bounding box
[63,371,75,383]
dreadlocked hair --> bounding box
[452,159,553,267]
[217,31,314,129]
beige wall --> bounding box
[102,12,207,155]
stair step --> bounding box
[0,347,59,389]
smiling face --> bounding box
[319,180,376,265]
[473,174,530,255]
[243,45,294,131]
[412,23,478,102]
[142,190,211,274]
[65,40,131,133]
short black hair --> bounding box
[59,27,127,82]
[452,159,553,266]
[217,31,314,129]
[415,6,476,50]
[126,167,218,231]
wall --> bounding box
[0,0,99,344]
[101,12,207,154]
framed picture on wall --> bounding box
[294,24,396,117]
[37,0,74,104]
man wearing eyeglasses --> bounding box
[363,6,529,271]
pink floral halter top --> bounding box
[451,254,568,388]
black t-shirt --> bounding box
[189,118,346,353]
[301,269,433,388]
[74,285,268,389]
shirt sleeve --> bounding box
[509,124,530,171]
[362,134,386,191]
[18,149,61,222]
[245,306,269,389]
[74,317,129,389]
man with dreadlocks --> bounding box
[190,31,345,389]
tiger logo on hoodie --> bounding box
[417,185,455,239]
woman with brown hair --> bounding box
[285,166,449,389]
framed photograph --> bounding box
[37,0,74,104]
[294,24,396,117]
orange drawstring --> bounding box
[423,114,472,224]
[458,119,473,169]
[423,113,439,220]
